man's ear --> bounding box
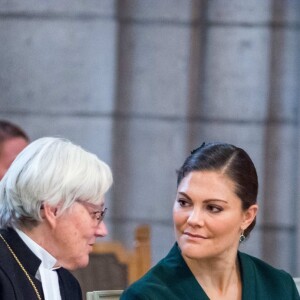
[241,204,258,231]
[42,203,59,228]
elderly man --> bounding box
[0,137,113,300]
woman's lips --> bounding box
[184,232,208,239]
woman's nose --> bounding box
[96,221,108,237]
[187,208,204,227]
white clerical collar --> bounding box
[15,228,59,270]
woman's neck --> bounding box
[183,253,242,300]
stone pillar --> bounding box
[110,1,204,263]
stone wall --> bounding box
[1,0,300,275]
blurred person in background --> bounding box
[0,120,29,180]
[0,137,113,300]
[121,142,299,300]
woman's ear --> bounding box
[42,203,59,228]
[241,204,258,231]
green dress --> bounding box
[121,243,299,300]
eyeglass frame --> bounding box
[77,200,108,226]
[40,201,108,226]
[89,207,108,225]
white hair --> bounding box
[0,137,113,229]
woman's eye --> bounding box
[177,199,189,207]
[207,205,223,213]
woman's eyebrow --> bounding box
[178,192,228,203]
[203,199,228,204]
[177,192,192,200]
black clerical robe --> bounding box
[0,228,82,300]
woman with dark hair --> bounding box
[121,142,299,300]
